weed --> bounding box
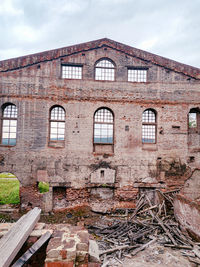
[38,182,49,193]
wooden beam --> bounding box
[0,207,41,267]
[11,231,52,267]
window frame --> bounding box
[127,67,148,83]
[0,103,18,146]
[188,109,198,129]
[95,58,116,81]
[93,107,114,145]
[49,105,66,144]
[61,64,83,80]
[142,109,157,144]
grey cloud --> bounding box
[0,0,200,68]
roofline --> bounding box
[0,38,200,79]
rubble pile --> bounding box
[88,190,200,266]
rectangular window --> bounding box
[62,65,82,79]
[128,69,147,82]
[94,123,113,144]
[50,121,65,141]
[142,125,156,143]
[2,119,17,145]
[95,68,115,81]
[189,112,197,128]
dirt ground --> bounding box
[103,242,195,267]
[0,206,199,266]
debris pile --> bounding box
[88,190,200,266]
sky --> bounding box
[0,0,200,68]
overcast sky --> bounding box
[0,0,200,68]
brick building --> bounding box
[0,38,200,212]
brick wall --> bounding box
[1,39,200,211]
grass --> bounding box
[0,172,49,205]
[0,179,20,204]
[0,172,16,178]
[38,182,49,193]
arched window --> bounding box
[50,106,65,141]
[1,104,17,146]
[142,109,156,143]
[94,108,114,144]
[95,59,115,81]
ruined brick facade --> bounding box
[0,38,200,211]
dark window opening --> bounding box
[53,186,67,209]
[100,170,105,178]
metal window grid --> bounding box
[1,104,17,145]
[142,125,156,143]
[94,108,113,123]
[128,69,147,82]
[142,109,156,143]
[3,105,18,118]
[62,65,82,79]
[95,60,115,81]
[142,109,156,123]
[50,107,65,141]
[94,108,114,143]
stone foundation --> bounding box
[0,223,100,267]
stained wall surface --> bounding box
[1,38,200,210]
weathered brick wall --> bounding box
[1,39,200,211]
[174,194,200,241]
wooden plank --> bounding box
[164,244,193,250]
[131,237,157,256]
[11,231,52,267]
[193,245,200,260]
[0,207,41,267]
[99,244,139,256]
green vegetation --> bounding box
[0,179,20,204]
[38,182,49,193]
[0,172,16,178]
